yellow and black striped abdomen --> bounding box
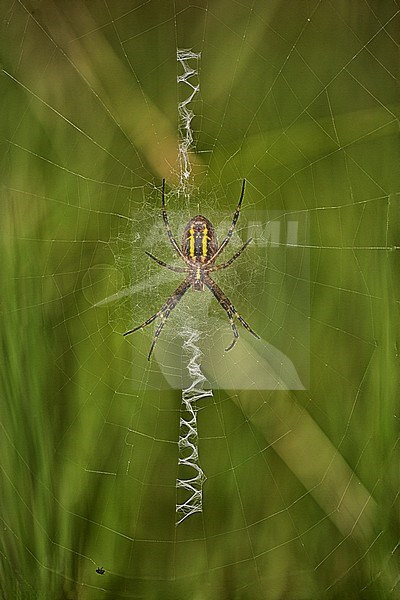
[182,215,218,263]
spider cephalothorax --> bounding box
[124,179,260,360]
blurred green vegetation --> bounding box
[1,1,399,598]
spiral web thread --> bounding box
[176,327,211,526]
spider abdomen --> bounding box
[182,216,218,264]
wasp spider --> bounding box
[124,180,259,360]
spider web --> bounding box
[1,0,400,598]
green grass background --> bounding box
[1,1,399,598]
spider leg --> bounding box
[207,238,253,272]
[161,179,188,262]
[123,311,160,337]
[204,274,259,352]
[211,179,246,262]
[123,277,191,360]
[145,251,189,273]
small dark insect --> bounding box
[124,179,260,360]
[96,567,105,575]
